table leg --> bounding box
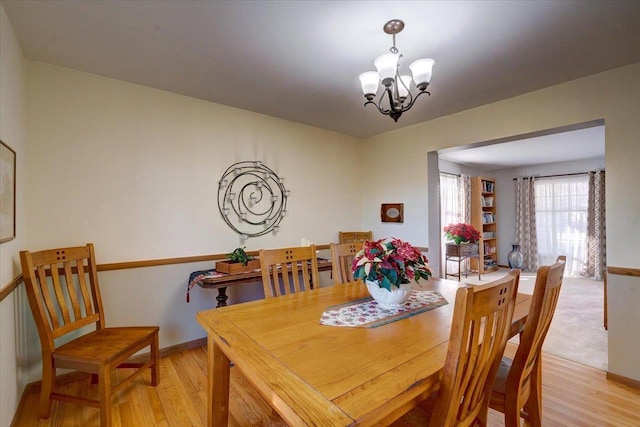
[216,287,229,307]
[208,337,231,427]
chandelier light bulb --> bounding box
[374,53,399,86]
[359,71,379,100]
[409,58,435,91]
[398,75,412,100]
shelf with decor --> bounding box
[471,176,498,274]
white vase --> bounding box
[365,280,412,308]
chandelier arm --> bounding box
[400,90,431,112]
[363,100,395,117]
[364,100,392,116]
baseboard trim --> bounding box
[11,337,207,426]
[130,336,207,362]
[606,371,640,389]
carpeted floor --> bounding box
[458,268,608,371]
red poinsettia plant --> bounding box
[352,238,432,291]
[443,223,481,245]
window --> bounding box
[534,175,589,276]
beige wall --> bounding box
[362,63,640,381]
[0,6,27,426]
[21,59,363,378]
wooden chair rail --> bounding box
[8,246,632,304]
[1,244,338,302]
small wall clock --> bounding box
[381,203,404,223]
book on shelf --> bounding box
[482,212,495,223]
[483,243,496,254]
[482,180,495,193]
[482,231,496,239]
[482,196,494,207]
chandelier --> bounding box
[359,19,435,122]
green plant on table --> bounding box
[226,247,254,266]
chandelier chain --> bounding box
[390,32,398,54]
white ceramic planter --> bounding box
[365,280,412,308]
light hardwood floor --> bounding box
[13,343,640,426]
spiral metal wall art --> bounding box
[217,161,290,239]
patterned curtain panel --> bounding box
[459,175,472,272]
[515,177,539,271]
[582,171,606,280]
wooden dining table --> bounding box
[196,277,531,426]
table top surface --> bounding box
[196,277,531,425]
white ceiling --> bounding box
[438,125,605,170]
[2,1,639,140]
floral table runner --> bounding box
[319,291,448,328]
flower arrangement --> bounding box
[352,238,432,291]
[443,223,481,245]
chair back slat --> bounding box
[50,261,72,325]
[260,246,319,298]
[35,264,61,329]
[432,270,520,426]
[75,261,95,317]
[330,242,361,284]
[20,244,105,351]
[63,262,83,320]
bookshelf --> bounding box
[471,176,498,273]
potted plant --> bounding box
[215,247,261,275]
[443,223,481,258]
[352,238,432,307]
[443,223,480,245]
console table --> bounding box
[196,258,333,307]
[444,242,481,281]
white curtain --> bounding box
[534,175,589,276]
[440,173,471,277]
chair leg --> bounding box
[98,366,112,427]
[503,385,521,427]
[524,358,543,427]
[38,358,55,419]
[151,333,159,386]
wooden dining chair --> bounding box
[259,245,320,298]
[338,230,373,244]
[20,243,159,427]
[329,242,362,284]
[489,257,566,427]
[392,270,520,427]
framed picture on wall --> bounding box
[0,140,16,243]
[381,203,404,223]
